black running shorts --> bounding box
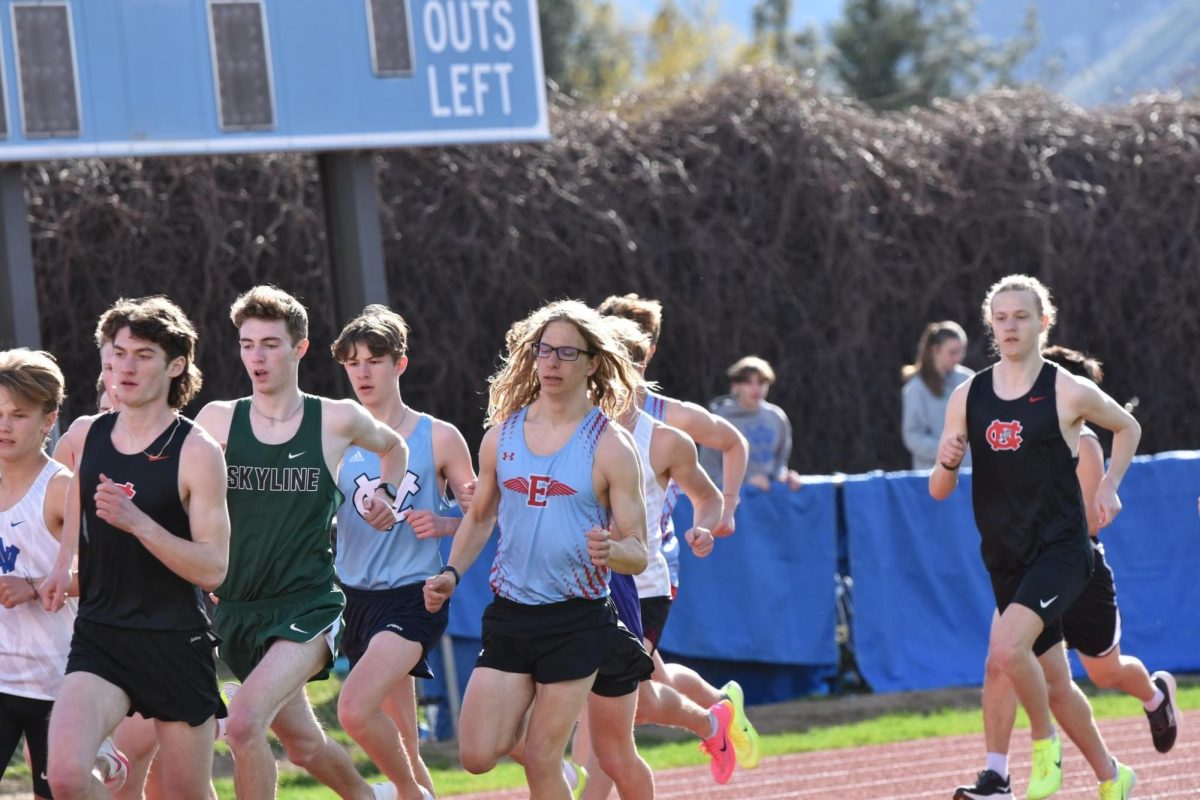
[0,692,53,797]
[66,618,225,726]
[1062,539,1121,659]
[990,534,1093,657]
[476,595,616,685]
[639,596,673,654]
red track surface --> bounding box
[448,711,1196,798]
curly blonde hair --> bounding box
[486,300,641,426]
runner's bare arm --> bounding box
[594,427,648,575]
[1064,375,1141,527]
[665,398,747,536]
[661,426,720,557]
[96,431,230,590]
[40,420,94,610]
[929,380,971,501]
[425,427,502,611]
[336,399,410,530]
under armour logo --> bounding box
[501,451,515,461]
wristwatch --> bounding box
[377,482,398,500]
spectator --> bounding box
[901,321,973,470]
[704,356,801,491]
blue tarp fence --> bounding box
[418,451,1200,726]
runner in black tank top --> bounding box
[932,276,1142,800]
[77,412,209,630]
[967,361,1091,574]
[40,297,230,799]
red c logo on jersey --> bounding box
[985,420,1023,451]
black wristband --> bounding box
[940,461,960,471]
[438,565,460,587]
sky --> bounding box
[609,0,846,39]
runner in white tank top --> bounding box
[0,349,79,799]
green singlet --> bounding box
[217,395,344,602]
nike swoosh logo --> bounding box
[289,623,308,635]
[288,451,305,459]
[1039,595,1059,609]
[1029,395,1048,403]
[9,520,23,526]
[386,623,404,632]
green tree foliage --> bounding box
[538,0,579,90]
[643,0,736,89]
[829,0,1038,109]
[746,0,823,76]
[563,1,635,100]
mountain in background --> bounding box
[608,0,1200,105]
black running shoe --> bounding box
[953,769,1013,800]
[1146,670,1180,753]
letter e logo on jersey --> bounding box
[502,475,577,507]
[985,420,1023,451]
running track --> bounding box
[449,712,1196,798]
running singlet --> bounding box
[491,406,611,604]
[78,412,208,630]
[966,363,1088,571]
[644,393,681,588]
[336,413,442,589]
[219,396,342,601]
[0,461,74,700]
[630,410,671,598]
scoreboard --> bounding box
[0,0,549,162]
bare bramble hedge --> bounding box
[30,68,1200,473]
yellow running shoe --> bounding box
[1026,734,1063,800]
[721,680,761,769]
[565,760,589,800]
[1098,761,1135,800]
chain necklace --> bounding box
[391,405,410,433]
[251,397,304,424]
[144,416,183,462]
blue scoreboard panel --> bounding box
[0,0,548,161]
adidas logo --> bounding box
[348,452,365,463]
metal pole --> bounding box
[318,151,390,326]
[0,163,41,350]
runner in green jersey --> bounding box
[196,286,408,800]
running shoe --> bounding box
[721,679,761,769]
[1026,735,1062,800]
[699,699,736,785]
[94,737,129,791]
[1145,671,1179,753]
[953,769,1013,799]
[1098,761,1135,800]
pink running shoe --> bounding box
[699,699,736,784]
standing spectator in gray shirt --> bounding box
[705,356,802,491]
[901,321,973,469]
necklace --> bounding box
[392,405,411,433]
[144,416,183,462]
[251,397,304,424]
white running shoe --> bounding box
[372,781,399,800]
[94,737,129,791]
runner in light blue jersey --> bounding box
[424,301,655,799]
[332,305,475,800]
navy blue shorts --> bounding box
[609,573,643,640]
[341,583,449,679]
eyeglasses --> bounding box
[531,342,593,361]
